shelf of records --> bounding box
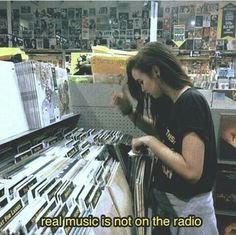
[0,60,73,143]
[0,126,154,235]
[191,66,236,90]
[193,79,236,91]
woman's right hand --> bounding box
[111,86,133,115]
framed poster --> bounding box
[221,3,236,38]
[119,13,129,21]
[109,7,117,18]
[173,25,185,43]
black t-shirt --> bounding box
[153,88,217,198]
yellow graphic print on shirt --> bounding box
[161,128,177,179]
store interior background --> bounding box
[0,0,230,134]
[0,1,236,234]
[0,1,234,51]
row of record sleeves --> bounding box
[0,126,154,235]
[15,60,73,129]
[0,60,73,142]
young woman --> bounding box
[112,42,218,235]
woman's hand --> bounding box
[111,85,133,115]
[131,136,153,153]
[132,133,204,183]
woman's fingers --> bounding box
[131,138,142,153]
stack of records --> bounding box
[0,61,28,141]
[15,61,72,129]
[129,154,155,235]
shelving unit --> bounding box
[216,209,236,217]
[218,160,236,166]
[0,113,80,151]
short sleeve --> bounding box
[178,92,210,143]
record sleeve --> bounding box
[55,67,72,118]
[106,163,133,218]
[0,61,28,140]
[91,187,128,235]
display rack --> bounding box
[216,209,236,217]
[0,113,80,151]
[69,83,144,137]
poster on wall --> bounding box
[89,8,96,17]
[134,29,141,39]
[127,20,133,29]
[221,3,236,38]
[194,27,203,38]
[171,7,178,25]
[75,8,82,18]
[210,15,218,27]
[21,6,31,14]
[119,13,129,21]
[173,25,185,47]
[203,15,211,27]
[96,15,110,31]
[133,18,141,29]
[141,29,149,40]
[163,16,170,30]
[0,9,7,34]
[109,7,117,19]
[195,16,203,27]
[219,114,236,160]
[82,17,89,40]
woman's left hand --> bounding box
[131,136,153,153]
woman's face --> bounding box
[131,68,162,98]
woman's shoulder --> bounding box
[181,88,210,111]
[183,88,208,103]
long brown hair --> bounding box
[126,42,191,124]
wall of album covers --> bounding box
[157,1,236,51]
[0,1,150,50]
[1,1,235,51]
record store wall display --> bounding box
[1,1,150,50]
[0,1,233,50]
